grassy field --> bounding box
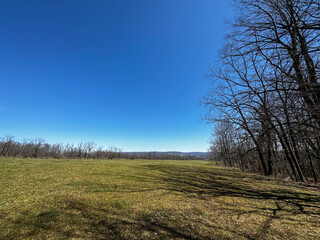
[0,158,319,240]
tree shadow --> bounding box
[3,163,320,240]
[6,197,234,240]
[137,164,320,239]
[140,164,320,207]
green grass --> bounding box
[0,158,319,240]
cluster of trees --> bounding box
[205,0,320,182]
[0,136,203,160]
[0,136,122,159]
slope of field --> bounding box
[0,158,319,240]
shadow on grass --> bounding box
[137,164,320,239]
[141,164,320,208]
[3,163,320,240]
[7,197,221,240]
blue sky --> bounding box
[0,0,232,152]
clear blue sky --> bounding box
[0,0,232,152]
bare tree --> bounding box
[205,0,320,182]
[0,136,15,157]
[32,138,45,158]
[84,142,96,159]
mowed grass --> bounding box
[0,158,319,240]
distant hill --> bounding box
[124,151,209,159]
[166,151,208,158]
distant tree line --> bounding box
[0,136,122,159]
[204,0,320,183]
[0,136,203,160]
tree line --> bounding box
[204,0,320,183]
[0,136,203,160]
[0,136,122,159]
